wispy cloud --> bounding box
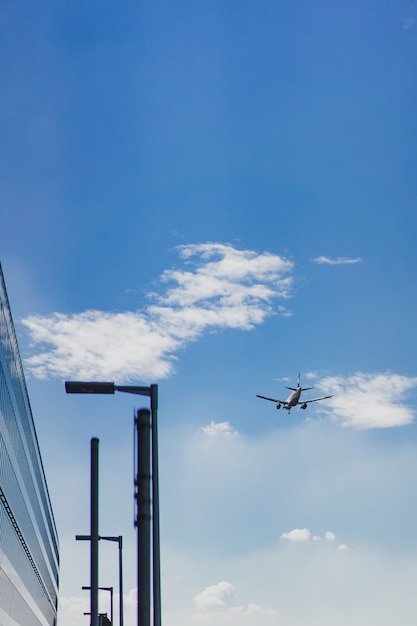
[193,581,276,622]
[201,421,239,437]
[318,372,417,428]
[280,528,340,544]
[280,528,311,542]
[312,256,362,265]
[337,544,349,551]
[22,243,294,382]
[194,581,238,611]
[403,17,416,31]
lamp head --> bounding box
[65,381,115,394]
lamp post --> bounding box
[66,382,161,626]
[101,537,124,626]
[83,586,114,625]
[77,535,124,626]
[91,438,100,626]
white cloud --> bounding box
[280,528,311,542]
[22,243,293,381]
[277,305,293,318]
[192,581,276,623]
[317,372,417,429]
[312,256,362,265]
[194,581,238,611]
[337,544,349,551]
[281,529,340,544]
[201,421,239,437]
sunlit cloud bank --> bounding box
[22,243,293,381]
[317,372,417,428]
[313,256,362,265]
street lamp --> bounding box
[101,537,123,626]
[66,381,161,626]
[83,586,114,625]
[77,535,124,626]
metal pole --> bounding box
[118,536,124,626]
[150,385,161,626]
[97,536,124,626]
[91,438,99,626]
[136,409,151,626]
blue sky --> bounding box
[1,0,417,624]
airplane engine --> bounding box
[300,403,307,410]
[276,403,281,410]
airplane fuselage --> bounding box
[286,388,301,407]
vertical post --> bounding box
[91,438,99,626]
[118,536,124,626]
[110,587,114,625]
[150,385,161,626]
[136,409,151,626]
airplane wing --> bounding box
[298,395,333,404]
[256,394,286,403]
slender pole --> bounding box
[150,385,161,626]
[118,536,124,626]
[97,536,124,626]
[91,438,99,626]
[136,409,151,626]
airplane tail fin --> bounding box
[285,373,314,392]
[286,373,301,392]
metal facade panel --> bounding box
[0,264,59,626]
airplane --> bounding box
[256,373,332,412]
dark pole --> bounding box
[91,438,99,626]
[118,536,124,626]
[101,537,123,626]
[102,587,114,624]
[150,385,161,626]
[111,587,114,624]
[136,409,151,626]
